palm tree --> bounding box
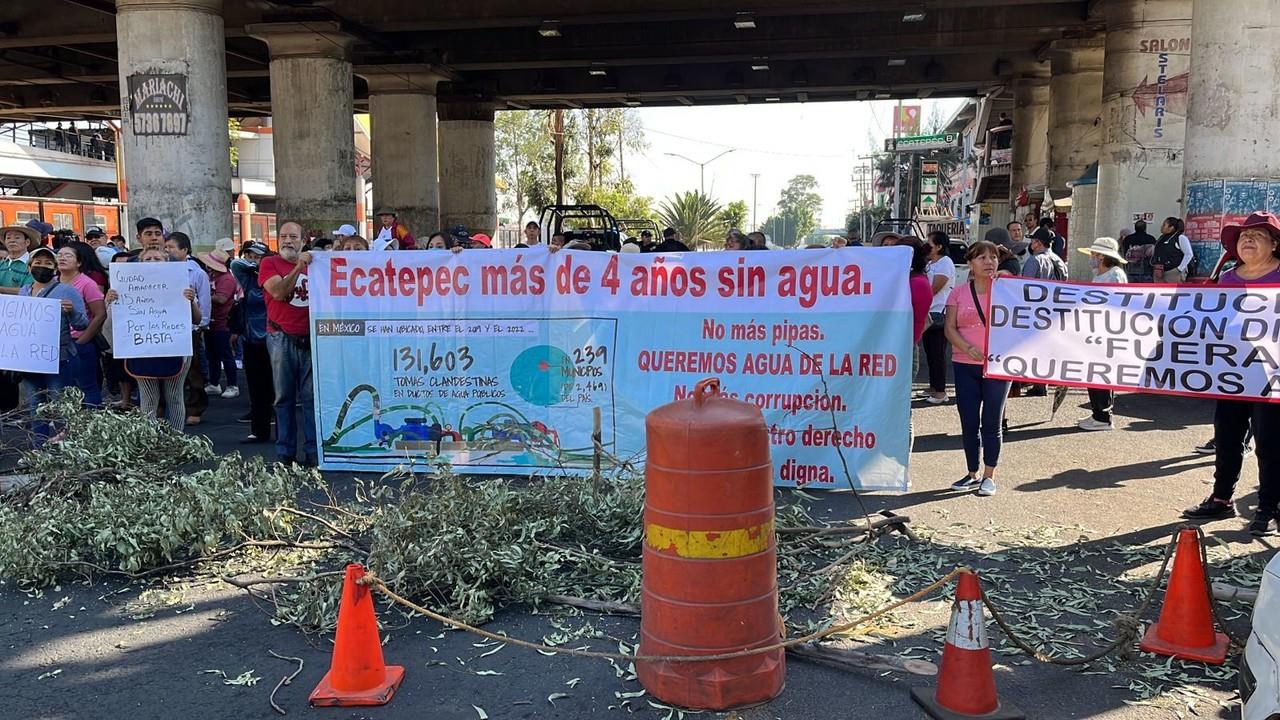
[658,190,724,249]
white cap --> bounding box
[333,224,357,236]
[214,237,235,252]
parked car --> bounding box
[1241,550,1280,720]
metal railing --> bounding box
[0,122,116,162]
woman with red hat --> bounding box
[1182,212,1280,536]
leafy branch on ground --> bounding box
[0,397,1267,714]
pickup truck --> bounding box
[1241,550,1280,720]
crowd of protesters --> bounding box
[1,203,1276,536]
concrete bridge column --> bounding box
[357,66,448,238]
[1181,0,1280,275]
[116,0,232,250]
[1047,39,1104,205]
[1010,72,1050,218]
[1094,0,1192,241]
[438,102,497,236]
[247,21,356,235]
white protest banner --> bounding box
[309,247,914,489]
[109,262,193,358]
[0,293,61,374]
[987,278,1280,402]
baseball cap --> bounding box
[214,237,235,252]
[29,246,56,263]
[85,226,105,238]
[241,240,269,256]
[470,233,492,248]
[450,225,471,240]
[332,224,357,236]
[26,218,54,236]
[95,246,118,266]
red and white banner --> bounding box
[986,278,1280,402]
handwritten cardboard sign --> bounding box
[0,294,61,374]
[109,262,193,358]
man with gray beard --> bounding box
[258,222,316,466]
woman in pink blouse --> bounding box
[943,240,1008,497]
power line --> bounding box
[644,127,855,160]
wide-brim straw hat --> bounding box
[0,225,41,251]
[1077,236,1126,264]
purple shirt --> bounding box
[1219,266,1280,285]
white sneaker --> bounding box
[926,394,948,405]
[977,478,997,496]
[1077,418,1113,431]
[221,386,241,399]
[204,383,222,395]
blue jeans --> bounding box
[953,362,1010,473]
[206,329,238,387]
[21,358,77,443]
[73,340,102,407]
[267,331,316,463]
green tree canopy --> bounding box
[717,200,749,233]
[775,174,822,242]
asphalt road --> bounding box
[2,386,1276,720]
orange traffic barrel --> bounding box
[637,377,785,710]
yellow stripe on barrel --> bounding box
[645,519,774,559]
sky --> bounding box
[626,99,965,229]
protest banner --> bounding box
[309,247,913,489]
[0,293,61,374]
[108,262,193,358]
[987,278,1280,402]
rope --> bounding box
[981,524,1244,665]
[359,568,964,664]
[358,524,1247,668]
[1194,525,1250,649]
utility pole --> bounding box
[750,173,760,230]
[891,98,902,218]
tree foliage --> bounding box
[658,190,724,248]
[577,180,654,222]
[773,174,823,243]
[717,200,749,233]
[497,109,648,224]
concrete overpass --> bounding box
[0,1,1275,255]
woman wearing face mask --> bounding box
[104,247,200,431]
[943,241,1009,497]
[19,247,88,443]
[56,243,107,407]
[1182,212,1280,536]
[1075,237,1128,432]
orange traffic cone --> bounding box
[911,571,1024,720]
[1139,528,1230,664]
[309,564,405,707]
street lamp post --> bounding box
[750,172,759,230]
[665,148,737,194]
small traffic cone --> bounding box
[309,564,405,707]
[1139,528,1229,664]
[911,571,1024,720]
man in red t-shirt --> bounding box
[258,221,316,465]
